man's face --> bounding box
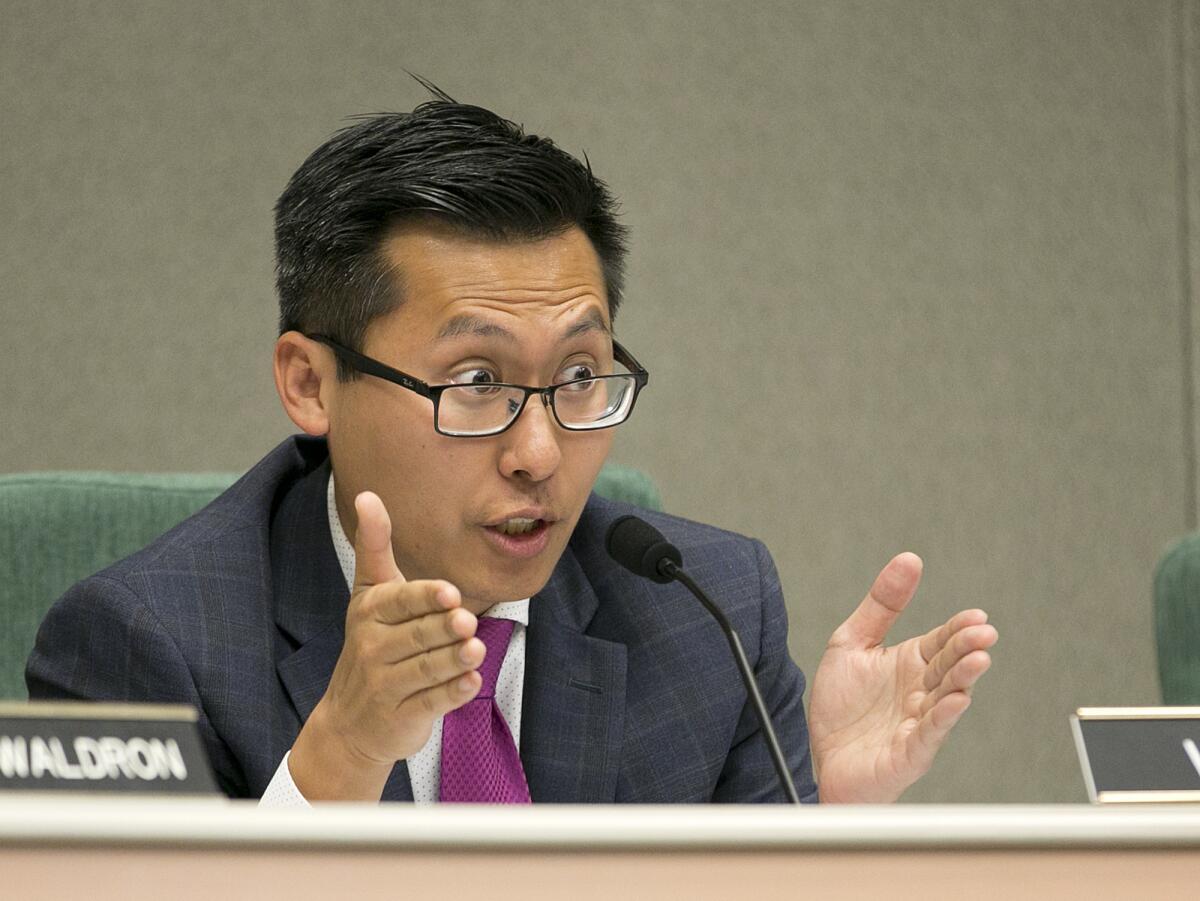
[326,225,617,611]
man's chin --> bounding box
[455,553,560,611]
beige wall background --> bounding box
[2,0,1198,803]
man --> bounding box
[27,94,997,804]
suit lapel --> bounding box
[271,459,413,802]
[521,545,627,803]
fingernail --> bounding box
[458,674,475,693]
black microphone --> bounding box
[605,514,682,583]
[605,514,802,805]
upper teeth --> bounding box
[497,518,538,536]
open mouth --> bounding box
[489,517,547,537]
[482,516,554,559]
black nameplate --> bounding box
[1071,707,1200,803]
[0,702,218,795]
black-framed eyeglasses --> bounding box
[308,334,650,438]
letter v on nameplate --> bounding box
[1184,738,1200,778]
[0,701,218,795]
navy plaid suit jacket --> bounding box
[26,436,818,803]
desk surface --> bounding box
[3,799,1200,900]
[2,797,1200,848]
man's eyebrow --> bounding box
[436,315,516,342]
[435,311,612,342]
[563,311,612,339]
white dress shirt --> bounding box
[259,473,529,806]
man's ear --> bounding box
[274,332,335,436]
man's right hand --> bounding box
[287,490,485,801]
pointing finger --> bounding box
[352,491,404,591]
[363,581,465,628]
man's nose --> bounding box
[498,394,562,482]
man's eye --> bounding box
[559,364,596,383]
[451,368,498,385]
[450,369,503,396]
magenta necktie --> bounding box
[439,616,532,803]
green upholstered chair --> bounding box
[0,463,661,701]
[1154,533,1200,704]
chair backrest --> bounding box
[1153,532,1200,704]
[0,463,661,701]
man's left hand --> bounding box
[808,552,998,803]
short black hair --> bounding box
[275,92,628,377]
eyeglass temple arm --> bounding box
[308,334,435,399]
[613,340,649,384]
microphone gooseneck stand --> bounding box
[606,515,801,805]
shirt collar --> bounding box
[326,471,529,625]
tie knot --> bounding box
[473,616,515,697]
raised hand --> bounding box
[288,491,485,801]
[808,552,998,804]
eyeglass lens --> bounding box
[438,375,638,436]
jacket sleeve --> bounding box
[25,574,247,797]
[711,539,820,803]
